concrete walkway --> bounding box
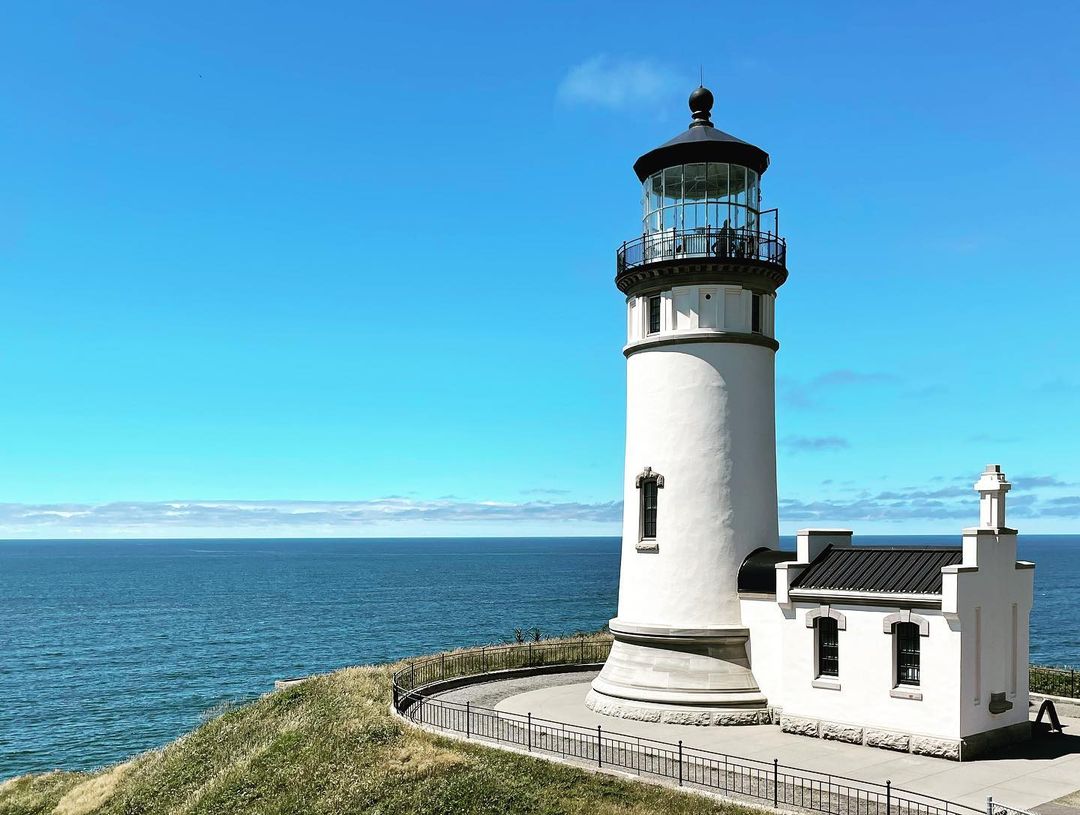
[436,670,1080,812]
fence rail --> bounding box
[616,227,787,274]
[391,640,983,815]
[1030,664,1080,698]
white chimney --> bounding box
[974,464,1011,529]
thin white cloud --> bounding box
[0,497,622,537]
[782,435,850,453]
[557,56,679,110]
[779,370,895,409]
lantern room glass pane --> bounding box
[684,163,707,202]
[706,162,728,201]
[663,166,682,207]
[730,164,747,208]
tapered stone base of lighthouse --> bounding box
[586,86,787,725]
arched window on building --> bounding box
[816,617,839,678]
[895,622,921,686]
[635,467,664,543]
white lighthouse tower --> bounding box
[587,87,787,724]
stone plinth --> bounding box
[587,620,768,725]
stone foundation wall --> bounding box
[584,689,773,726]
[778,715,1031,761]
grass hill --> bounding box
[0,642,754,815]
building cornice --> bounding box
[624,331,779,357]
[616,258,787,297]
[788,588,943,608]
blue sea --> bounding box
[1,535,1077,779]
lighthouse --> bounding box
[587,86,787,724]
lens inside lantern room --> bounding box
[642,162,767,234]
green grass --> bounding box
[0,637,754,815]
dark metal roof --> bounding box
[791,547,963,595]
[738,547,798,594]
[633,86,770,181]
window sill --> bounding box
[812,678,841,691]
[636,541,659,553]
[890,687,923,701]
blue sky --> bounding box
[1,1,1078,538]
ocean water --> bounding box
[0,534,1077,779]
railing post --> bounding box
[529,642,533,666]
[597,725,602,767]
[886,780,891,815]
[773,758,779,807]
[678,740,683,786]
[465,702,470,739]
[441,652,445,678]
[527,712,532,751]
[580,636,585,664]
[1071,668,1075,698]
[482,646,486,673]
[986,796,993,815]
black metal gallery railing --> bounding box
[390,640,982,815]
[617,227,787,273]
[1030,664,1080,698]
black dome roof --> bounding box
[632,86,770,182]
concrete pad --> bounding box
[466,673,1080,810]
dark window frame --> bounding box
[816,617,839,678]
[648,295,661,335]
[895,622,921,686]
[640,478,658,540]
[751,292,762,334]
[634,467,664,543]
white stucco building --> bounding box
[587,87,1035,760]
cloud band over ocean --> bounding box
[0,478,1075,536]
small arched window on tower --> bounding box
[635,467,664,547]
[648,295,662,335]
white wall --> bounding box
[617,340,779,627]
[626,286,774,342]
[755,602,964,740]
[740,598,788,703]
[944,530,1034,737]
[794,604,961,739]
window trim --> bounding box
[894,621,922,687]
[634,467,664,547]
[647,295,662,335]
[815,616,840,679]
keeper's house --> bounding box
[739,465,1034,760]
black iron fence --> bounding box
[617,227,787,273]
[391,641,982,815]
[1030,664,1080,698]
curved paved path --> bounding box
[430,670,1080,811]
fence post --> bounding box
[886,780,891,815]
[441,652,445,678]
[773,758,779,808]
[986,796,993,815]
[529,642,533,666]
[465,702,470,739]
[1072,669,1075,698]
[597,725,603,767]
[482,646,487,673]
[580,636,585,664]
[527,712,532,751]
[678,740,683,786]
